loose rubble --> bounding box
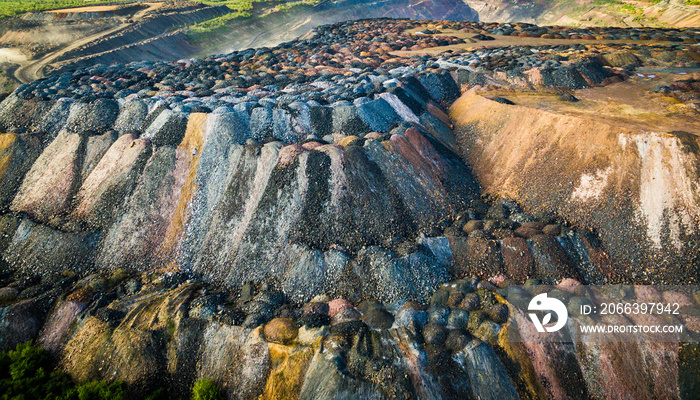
[0,18,698,398]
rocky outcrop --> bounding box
[0,269,696,398]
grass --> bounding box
[0,0,125,19]
[275,0,322,12]
[186,0,321,43]
[188,11,251,35]
[192,0,256,11]
[186,0,262,41]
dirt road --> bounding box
[14,3,162,84]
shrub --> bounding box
[75,380,126,400]
[191,379,223,400]
[0,341,73,400]
[0,341,127,400]
[0,341,219,399]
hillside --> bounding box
[0,16,697,398]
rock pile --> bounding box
[0,267,696,399]
[0,18,693,302]
[0,17,698,398]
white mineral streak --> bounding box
[226,142,280,253]
[273,150,309,243]
[379,92,420,123]
[634,134,699,249]
[316,144,349,210]
[571,167,613,201]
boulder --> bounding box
[264,317,299,344]
[114,99,148,133]
[142,109,188,146]
[34,98,73,142]
[331,104,370,135]
[64,98,119,135]
[355,98,401,132]
[250,107,274,141]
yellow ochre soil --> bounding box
[392,27,695,57]
[472,72,700,134]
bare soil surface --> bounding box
[13,2,164,83]
[475,72,700,135]
[392,27,694,57]
[0,47,27,63]
[45,5,124,13]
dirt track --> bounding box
[14,3,163,84]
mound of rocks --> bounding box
[0,18,691,301]
[0,17,698,399]
[0,267,696,399]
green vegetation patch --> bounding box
[188,10,250,34]
[192,0,256,11]
[0,341,227,400]
[187,0,322,43]
[191,379,224,400]
[0,0,124,19]
[0,341,126,400]
[275,0,322,12]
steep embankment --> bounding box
[460,0,700,28]
[44,2,230,77]
[21,3,148,21]
[450,82,700,284]
[53,3,230,63]
[0,19,631,303]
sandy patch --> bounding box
[46,2,162,13]
[0,48,28,63]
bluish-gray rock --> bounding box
[355,98,401,133]
[114,99,148,133]
[34,98,73,142]
[250,107,274,142]
[98,146,177,270]
[142,109,188,146]
[331,104,370,136]
[64,98,119,135]
[453,338,519,400]
[4,219,99,275]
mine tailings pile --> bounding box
[450,88,700,284]
[0,62,629,303]
[0,18,698,399]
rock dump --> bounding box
[0,18,631,301]
[0,267,696,399]
[0,18,698,398]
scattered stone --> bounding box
[264,317,299,344]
